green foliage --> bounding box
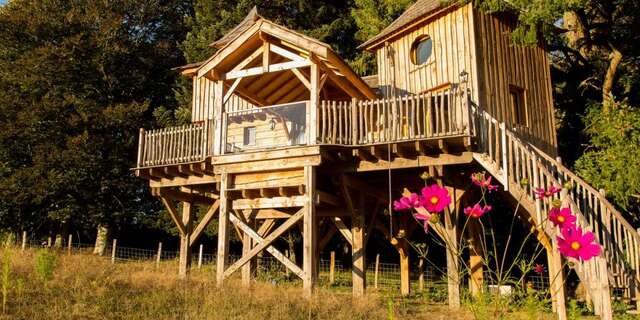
[34,249,57,282]
[575,100,640,220]
[0,0,190,236]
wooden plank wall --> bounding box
[473,10,557,155]
[375,4,478,99]
[226,116,296,152]
[192,77,256,122]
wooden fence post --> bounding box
[156,242,162,268]
[47,237,52,248]
[329,251,335,285]
[198,244,203,269]
[374,254,380,289]
[67,234,72,256]
[419,258,424,292]
[21,231,26,251]
[111,239,117,264]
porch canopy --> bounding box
[185,8,376,107]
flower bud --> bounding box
[430,213,440,224]
[420,172,430,180]
[551,199,562,208]
[563,182,573,191]
[520,178,529,187]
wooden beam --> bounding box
[223,208,305,278]
[262,41,270,72]
[153,187,216,205]
[232,195,309,210]
[356,152,473,172]
[352,192,366,296]
[317,190,341,206]
[229,212,305,279]
[226,60,312,80]
[291,68,311,90]
[160,197,186,236]
[230,46,264,73]
[331,217,353,247]
[223,78,242,104]
[270,43,306,62]
[254,208,292,219]
[189,200,221,247]
[149,174,218,188]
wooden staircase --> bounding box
[472,105,639,317]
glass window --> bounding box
[509,86,528,126]
[411,36,433,65]
[243,126,256,145]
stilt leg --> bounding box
[468,220,484,297]
[352,192,366,297]
[444,200,460,308]
[303,166,317,296]
[399,239,411,296]
[241,212,254,286]
[178,201,194,278]
[547,244,567,320]
[216,173,230,286]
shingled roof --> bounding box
[359,0,446,50]
[209,6,263,49]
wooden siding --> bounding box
[375,4,479,100]
[192,76,255,122]
[474,10,557,155]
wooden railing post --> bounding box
[500,122,509,191]
[137,128,145,167]
[351,98,357,145]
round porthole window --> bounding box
[411,36,433,65]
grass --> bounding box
[0,247,612,320]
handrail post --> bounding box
[351,98,357,145]
[500,122,508,191]
[137,128,145,167]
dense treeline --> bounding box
[0,0,638,243]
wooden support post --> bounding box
[468,221,484,297]
[352,192,366,297]
[47,237,52,248]
[308,60,319,144]
[241,217,253,286]
[156,242,162,268]
[419,258,425,292]
[329,251,335,285]
[374,254,380,289]
[21,231,26,251]
[111,239,117,264]
[303,166,317,296]
[67,234,72,256]
[216,173,230,286]
[198,244,203,269]
[444,196,460,308]
[398,239,410,296]
[547,244,567,320]
[178,202,194,278]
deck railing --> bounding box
[136,120,213,167]
[318,86,471,145]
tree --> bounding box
[0,0,190,240]
[474,0,640,220]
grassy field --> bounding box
[0,248,615,319]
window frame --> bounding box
[509,85,528,127]
[243,126,257,146]
[410,35,434,66]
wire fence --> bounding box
[19,237,549,294]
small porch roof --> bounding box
[184,8,376,106]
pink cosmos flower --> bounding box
[420,184,452,213]
[534,264,545,274]
[471,172,499,192]
[393,193,421,211]
[548,207,576,228]
[556,226,602,261]
[463,204,492,218]
[413,207,432,233]
[534,186,561,199]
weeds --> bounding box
[35,249,57,282]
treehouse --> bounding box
[133,2,638,319]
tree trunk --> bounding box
[602,46,623,107]
[563,11,589,57]
[93,224,109,256]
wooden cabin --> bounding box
[134,3,639,319]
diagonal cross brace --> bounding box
[223,208,305,278]
[229,213,304,279]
